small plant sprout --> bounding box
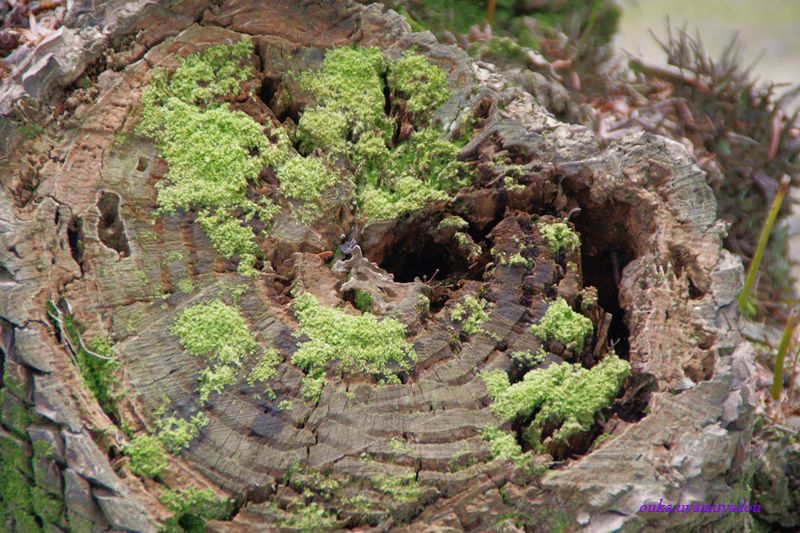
[771,309,798,401]
[737,174,790,318]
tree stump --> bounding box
[0,1,756,531]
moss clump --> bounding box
[480,426,523,462]
[137,39,282,277]
[297,46,467,222]
[372,473,422,503]
[171,299,278,402]
[480,353,631,443]
[279,501,338,531]
[388,52,451,119]
[125,434,168,478]
[278,156,344,224]
[160,486,231,533]
[141,39,254,109]
[450,295,490,335]
[297,46,390,139]
[529,298,593,352]
[79,337,122,419]
[509,348,547,367]
[353,289,374,314]
[539,221,580,255]
[246,348,282,393]
[291,293,416,389]
[153,405,209,454]
[437,216,469,231]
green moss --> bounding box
[291,292,416,386]
[353,289,374,314]
[31,486,63,525]
[196,209,258,277]
[140,39,254,110]
[1,390,31,439]
[437,216,469,231]
[153,406,209,454]
[177,278,195,294]
[279,501,338,531]
[296,46,467,223]
[480,427,523,462]
[450,295,490,335]
[137,39,278,278]
[360,177,448,221]
[300,370,326,403]
[389,437,411,454]
[372,472,422,503]
[125,434,167,478]
[529,298,593,352]
[278,156,344,224]
[246,348,282,396]
[297,107,349,154]
[388,53,450,119]
[481,353,630,443]
[539,221,580,255]
[297,46,389,138]
[171,299,256,362]
[160,486,231,533]
[77,337,122,420]
[171,299,259,402]
[509,348,547,367]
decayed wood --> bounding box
[0,1,756,531]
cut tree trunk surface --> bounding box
[0,1,756,531]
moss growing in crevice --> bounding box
[160,486,232,533]
[529,298,593,352]
[295,46,469,222]
[124,434,168,478]
[480,352,630,445]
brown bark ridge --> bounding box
[0,1,755,531]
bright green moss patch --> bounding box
[171,299,279,402]
[353,289,374,314]
[450,295,490,335]
[160,486,231,533]
[171,299,256,365]
[389,52,451,119]
[297,46,467,223]
[125,434,168,478]
[481,353,631,443]
[297,46,389,138]
[137,39,278,277]
[291,292,416,389]
[539,221,580,255]
[140,39,254,111]
[153,405,209,454]
[480,426,523,462]
[278,156,344,224]
[529,298,593,352]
